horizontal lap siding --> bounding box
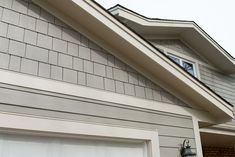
[0,0,189,108]
[151,39,235,106]
[199,65,235,105]
[160,147,196,157]
[0,84,196,157]
[0,85,194,129]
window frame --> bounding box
[168,53,198,77]
[152,44,202,79]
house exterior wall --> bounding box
[0,0,189,107]
[0,0,199,157]
[151,39,235,147]
[0,82,196,157]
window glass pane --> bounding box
[169,55,180,65]
[182,61,195,76]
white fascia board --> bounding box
[32,0,233,120]
[111,5,235,69]
[110,6,193,27]
[208,123,235,132]
[190,25,235,65]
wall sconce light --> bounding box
[181,139,196,157]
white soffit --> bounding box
[110,5,235,74]
[32,0,233,121]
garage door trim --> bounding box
[0,112,160,157]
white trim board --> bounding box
[200,123,235,137]
[0,112,160,157]
[193,117,203,157]
[0,69,216,123]
[200,128,235,137]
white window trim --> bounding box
[0,112,160,157]
[168,53,198,77]
[154,45,202,80]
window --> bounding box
[168,54,196,77]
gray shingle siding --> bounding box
[0,0,187,107]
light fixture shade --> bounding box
[181,146,196,157]
[181,139,196,157]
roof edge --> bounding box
[109,4,235,73]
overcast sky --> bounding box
[95,0,235,58]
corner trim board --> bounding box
[192,117,203,157]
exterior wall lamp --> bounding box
[181,139,196,157]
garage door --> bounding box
[0,134,147,157]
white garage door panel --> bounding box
[0,134,147,157]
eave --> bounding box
[32,0,233,122]
[109,5,235,74]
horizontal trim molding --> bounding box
[0,69,215,123]
[200,127,235,137]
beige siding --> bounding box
[151,39,206,63]
[0,83,196,157]
[199,64,235,105]
[0,1,198,157]
[0,0,189,107]
[150,39,235,106]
